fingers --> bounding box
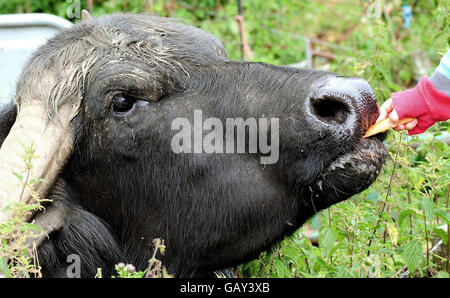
[388,109,399,128]
[377,98,418,132]
[404,118,418,131]
[392,117,418,131]
[393,124,404,131]
[376,98,394,122]
[376,107,387,123]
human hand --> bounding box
[376,98,418,131]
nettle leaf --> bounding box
[273,259,291,278]
[334,266,353,278]
[320,227,337,252]
[282,246,299,264]
[432,227,448,245]
[421,198,434,220]
[401,240,423,274]
[365,191,379,202]
[397,208,417,227]
[312,257,328,272]
[364,213,378,224]
[244,260,261,276]
[329,241,344,256]
[434,210,450,225]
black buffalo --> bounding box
[0,13,387,277]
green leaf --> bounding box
[398,208,417,227]
[0,256,11,278]
[420,198,434,220]
[312,257,328,272]
[378,65,392,82]
[320,227,337,252]
[282,246,299,263]
[433,271,449,278]
[329,241,343,256]
[19,222,44,233]
[434,210,450,224]
[28,178,45,185]
[433,227,448,245]
[273,259,290,278]
[365,191,379,202]
[334,266,353,278]
[401,240,423,274]
[12,171,23,182]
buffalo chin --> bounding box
[310,136,388,209]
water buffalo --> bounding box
[0,12,387,277]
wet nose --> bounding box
[307,77,379,133]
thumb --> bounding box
[388,109,399,127]
[376,98,393,122]
[377,108,387,123]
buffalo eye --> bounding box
[112,96,136,116]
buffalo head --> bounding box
[0,12,387,277]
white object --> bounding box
[0,14,72,106]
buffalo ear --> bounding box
[81,10,93,21]
[0,102,18,147]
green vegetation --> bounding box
[0,144,49,278]
[1,0,449,277]
[240,131,449,278]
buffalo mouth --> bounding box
[311,134,388,205]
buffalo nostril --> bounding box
[310,95,350,124]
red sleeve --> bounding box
[392,76,450,135]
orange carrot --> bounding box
[363,117,416,138]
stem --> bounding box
[328,209,333,263]
[19,150,33,202]
[236,0,253,61]
[328,209,332,228]
[87,0,93,13]
[344,216,353,268]
[407,183,414,237]
[367,136,400,257]
[423,211,429,277]
[390,255,397,267]
[304,257,311,275]
[18,169,30,202]
[446,184,449,273]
